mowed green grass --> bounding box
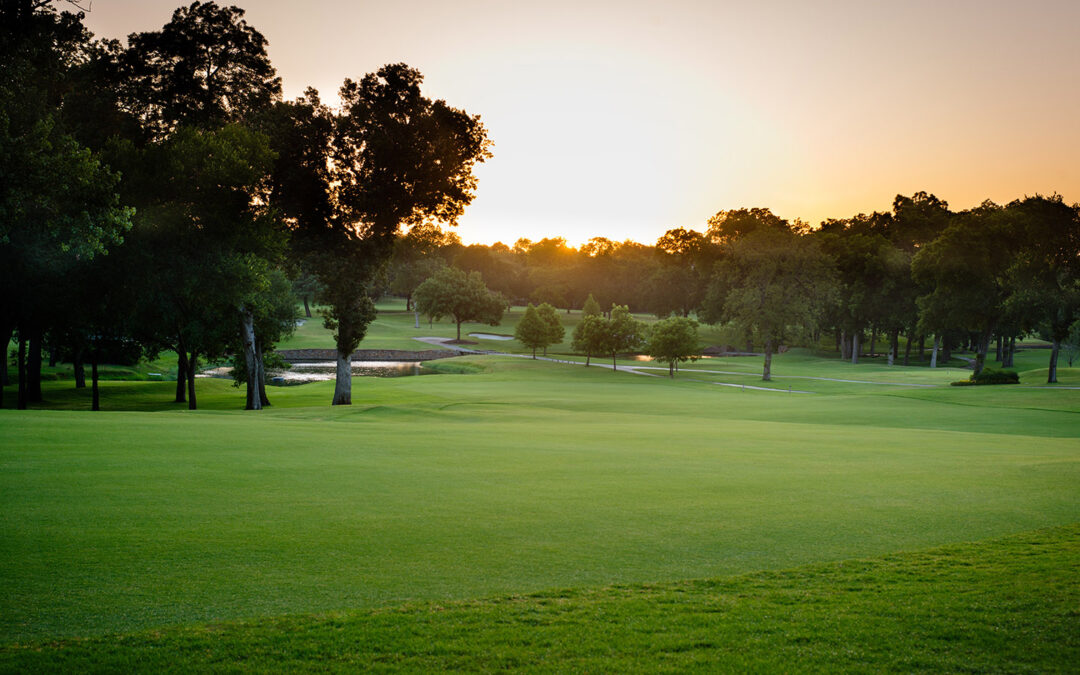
[2,357,1078,648]
[3,525,1077,673]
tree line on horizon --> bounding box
[2,2,1077,410]
[387,194,1079,382]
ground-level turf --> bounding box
[2,525,1076,673]
[2,357,1078,650]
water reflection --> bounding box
[199,361,434,385]
[274,361,431,383]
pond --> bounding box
[199,361,435,385]
[468,332,514,341]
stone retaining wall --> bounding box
[278,348,460,362]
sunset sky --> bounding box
[82,0,1080,247]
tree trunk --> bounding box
[585,352,591,367]
[835,330,842,355]
[175,347,188,403]
[941,336,952,364]
[48,345,57,368]
[91,352,100,411]
[888,328,899,366]
[930,335,940,368]
[186,351,197,411]
[1047,339,1060,384]
[669,360,674,378]
[456,319,463,341]
[532,347,536,359]
[851,332,859,365]
[28,328,42,402]
[414,311,419,329]
[73,343,85,388]
[1004,335,1016,368]
[973,324,994,376]
[918,334,926,361]
[332,350,352,405]
[840,330,850,360]
[17,334,27,409]
[241,308,261,411]
[256,342,270,407]
[303,296,312,318]
[902,329,913,366]
[612,352,617,371]
[762,339,774,381]
[869,327,877,356]
[0,320,11,390]
[995,334,1003,363]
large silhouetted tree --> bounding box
[913,201,1017,377]
[121,1,281,138]
[310,63,490,405]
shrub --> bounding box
[951,368,1019,386]
[972,368,1020,385]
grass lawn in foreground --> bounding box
[1,524,1076,672]
[2,357,1078,645]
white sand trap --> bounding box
[469,333,514,340]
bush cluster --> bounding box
[951,368,1020,386]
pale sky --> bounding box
[82,0,1080,246]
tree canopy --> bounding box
[414,267,505,341]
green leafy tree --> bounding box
[414,267,505,341]
[646,316,700,377]
[706,207,792,246]
[912,202,1017,377]
[602,305,646,371]
[1004,196,1080,383]
[571,314,605,367]
[536,302,565,355]
[581,293,602,318]
[703,230,834,381]
[121,123,281,410]
[291,269,324,318]
[514,304,546,358]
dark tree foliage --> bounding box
[703,229,834,381]
[306,63,490,405]
[706,207,792,246]
[121,1,281,138]
[1003,196,1080,382]
[0,0,132,409]
[912,201,1017,376]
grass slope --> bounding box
[2,359,1078,643]
[2,525,1076,673]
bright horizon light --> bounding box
[82,0,1080,247]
